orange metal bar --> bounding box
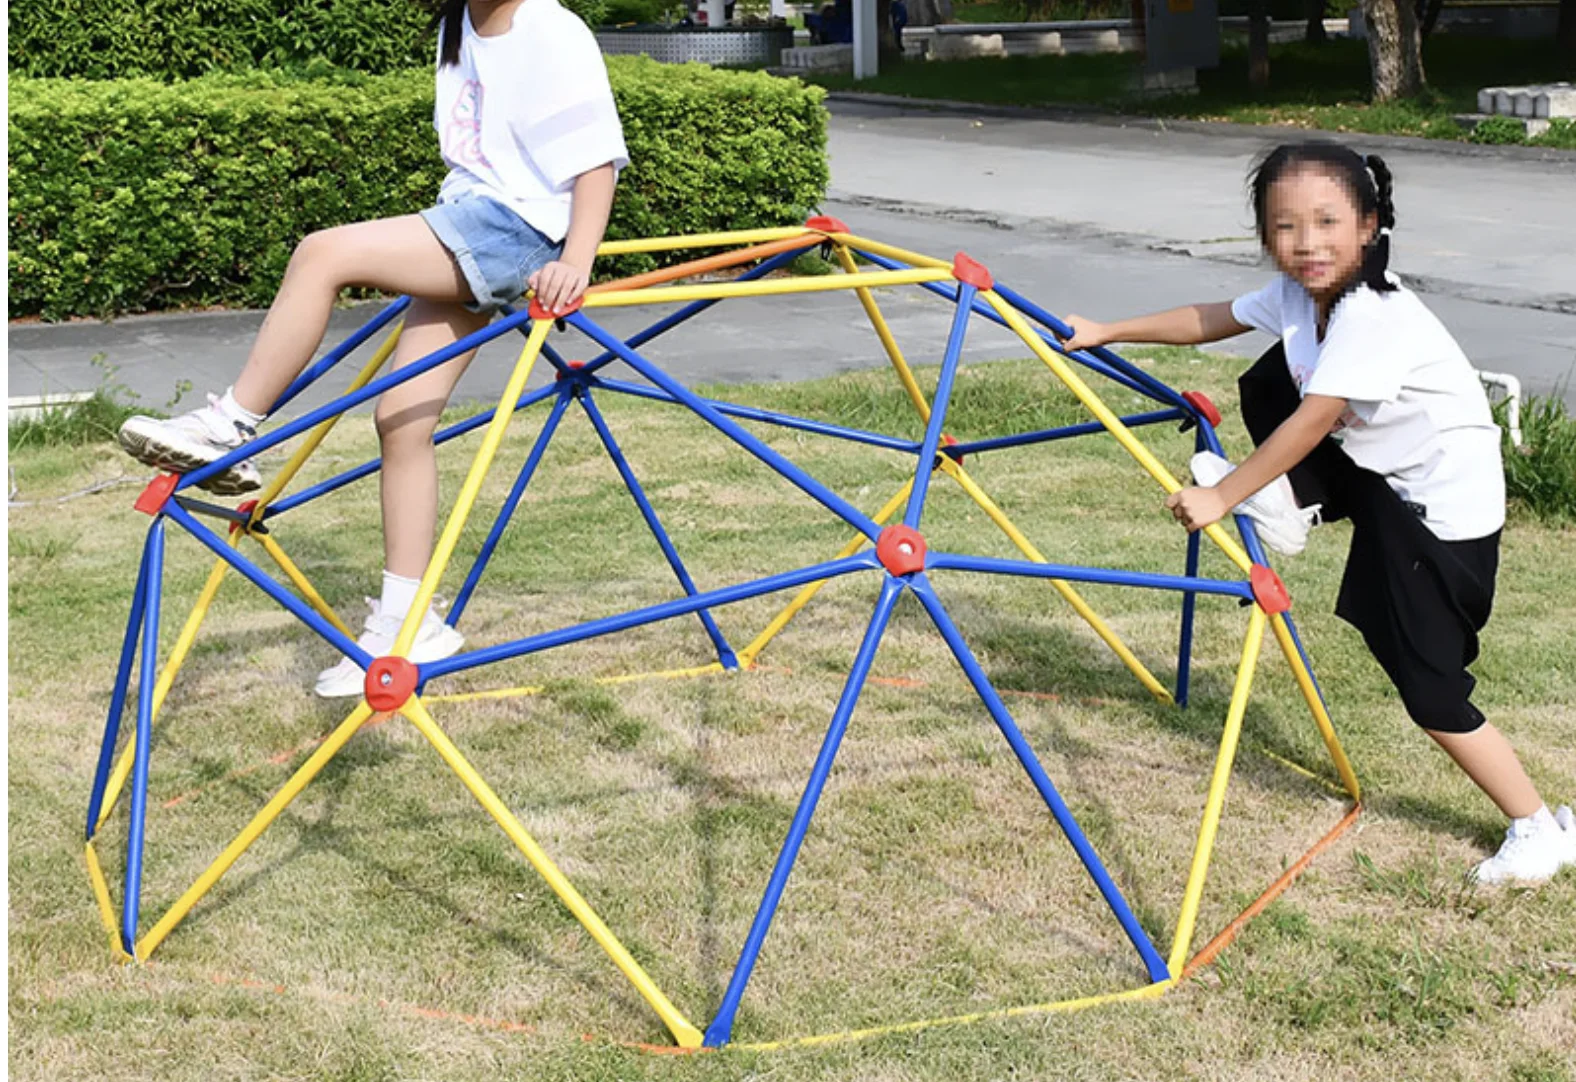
[590,236,820,295]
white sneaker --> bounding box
[118,394,262,496]
[1471,809,1576,885]
[314,600,465,699]
[1190,451,1321,557]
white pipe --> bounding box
[1479,370,1523,448]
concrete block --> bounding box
[929,32,1005,60]
[1492,87,1524,115]
[779,43,852,70]
[1477,88,1499,114]
[1001,30,1062,57]
[1512,92,1536,118]
[1533,84,1576,119]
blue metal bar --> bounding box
[163,502,372,668]
[946,409,1183,459]
[903,282,975,530]
[422,553,879,680]
[705,574,906,1047]
[122,518,165,956]
[579,392,738,669]
[927,551,1254,601]
[990,282,1197,413]
[536,336,575,378]
[566,312,882,542]
[590,376,923,455]
[1177,528,1202,708]
[269,297,411,416]
[908,573,1170,983]
[448,388,576,627]
[265,382,561,519]
[851,249,1167,405]
[1195,426,1330,709]
[180,304,541,494]
[86,530,153,841]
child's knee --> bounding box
[374,399,438,449]
[1405,693,1486,735]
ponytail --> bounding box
[434,0,465,67]
[1360,154,1398,294]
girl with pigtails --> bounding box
[1059,141,1574,885]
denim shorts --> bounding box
[420,193,562,313]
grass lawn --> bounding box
[9,325,1576,1080]
[809,36,1576,146]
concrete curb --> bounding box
[825,91,1576,165]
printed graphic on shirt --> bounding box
[442,79,491,169]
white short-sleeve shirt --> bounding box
[1231,273,1504,541]
[433,0,629,242]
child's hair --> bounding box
[1248,141,1398,295]
[435,0,465,68]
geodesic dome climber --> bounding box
[84,218,1364,1050]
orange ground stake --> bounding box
[1181,802,1362,980]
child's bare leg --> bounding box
[231,216,475,415]
[373,299,489,580]
[1428,724,1544,819]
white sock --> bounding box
[1512,805,1557,835]
[379,570,423,624]
[215,387,265,429]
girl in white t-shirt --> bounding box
[1059,140,1573,885]
[117,0,629,697]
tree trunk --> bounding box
[1362,0,1426,101]
[876,0,904,65]
[1417,0,1445,37]
[1249,0,1271,88]
[1306,0,1328,44]
[1558,0,1576,53]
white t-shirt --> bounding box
[433,0,629,242]
[1231,273,1505,541]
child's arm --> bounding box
[530,162,618,315]
[1061,302,1248,352]
[1165,394,1349,532]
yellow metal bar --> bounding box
[735,980,1171,1052]
[136,703,376,960]
[251,321,402,518]
[84,842,131,961]
[736,479,914,667]
[832,243,932,421]
[96,546,237,832]
[255,533,354,639]
[940,459,1174,704]
[1270,613,1361,801]
[1167,606,1266,973]
[422,662,727,704]
[826,234,954,272]
[596,227,811,257]
[392,321,549,657]
[580,268,953,310]
[1255,746,1349,798]
[983,292,1255,576]
[400,695,703,1049]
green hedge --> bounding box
[8,61,828,319]
[7,0,608,80]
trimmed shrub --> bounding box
[8,60,828,319]
[8,0,609,81]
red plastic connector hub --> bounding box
[875,525,927,576]
[1250,565,1292,615]
[555,360,588,381]
[941,434,964,464]
[134,473,179,516]
[529,296,582,322]
[1182,391,1223,429]
[229,499,260,536]
[364,656,419,712]
[805,214,850,235]
[951,253,994,291]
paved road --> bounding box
[10,102,1575,415]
